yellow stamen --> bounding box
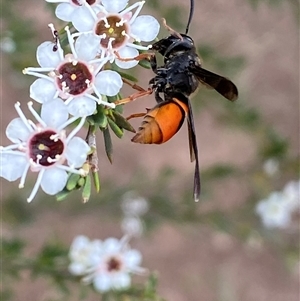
[38,144,50,151]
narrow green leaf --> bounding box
[56,189,71,201]
[92,171,101,193]
[107,117,124,138]
[66,173,81,191]
[118,71,139,82]
[91,106,108,129]
[112,111,136,133]
[77,177,85,187]
[138,59,151,69]
[82,175,91,203]
[103,126,113,163]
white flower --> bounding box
[282,179,300,212]
[0,36,16,53]
[121,216,144,237]
[69,235,102,275]
[69,235,146,292]
[0,99,90,202]
[45,0,103,23]
[72,0,160,69]
[121,191,149,216]
[263,158,279,176]
[23,25,122,117]
[256,192,292,229]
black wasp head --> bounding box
[152,33,196,58]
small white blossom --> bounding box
[263,158,279,176]
[0,36,16,53]
[0,99,90,202]
[69,235,146,292]
[121,216,144,237]
[282,179,300,212]
[23,25,122,117]
[121,191,149,216]
[72,0,160,69]
[69,235,102,275]
[45,0,103,23]
[256,192,291,229]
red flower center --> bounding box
[71,0,96,6]
[56,61,93,96]
[29,130,64,167]
[107,256,122,272]
[95,15,129,49]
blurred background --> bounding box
[1,0,299,300]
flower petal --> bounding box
[36,41,62,68]
[115,47,139,69]
[124,249,142,268]
[94,70,122,96]
[102,238,122,253]
[101,0,128,12]
[0,153,27,181]
[55,2,76,22]
[72,6,95,32]
[41,98,69,128]
[67,96,96,117]
[75,33,100,61]
[69,262,88,276]
[131,15,160,42]
[41,168,68,195]
[6,118,31,143]
[112,272,131,289]
[65,137,90,168]
[93,273,112,292]
[30,78,57,104]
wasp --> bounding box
[116,0,238,202]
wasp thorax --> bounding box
[28,130,65,167]
[56,61,93,96]
[95,15,129,50]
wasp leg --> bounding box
[115,89,153,106]
[150,54,157,73]
[122,78,147,92]
[114,51,153,62]
[126,112,147,120]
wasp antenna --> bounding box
[185,0,194,34]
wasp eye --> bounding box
[186,36,193,44]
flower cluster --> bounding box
[121,191,149,237]
[256,179,300,229]
[69,235,146,292]
[1,0,160,202]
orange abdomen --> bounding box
[131,99,188,144]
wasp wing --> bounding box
[189,64,238,101]
[186,98,201,202]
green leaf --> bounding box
[66,173,81,191]
[118,71,139,82]
[92,171,101,193]
[112,111,136,133]
[56,189,71,201]
[77,177,86,187]
[89,105,108,128]
[82,175,92,203]
[108,117,124,138]
[138,59,151,69]
[103,126,113,163]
